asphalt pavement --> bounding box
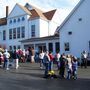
[0,63,90,90]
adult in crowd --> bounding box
[55,51,60,70]
[48,51,54,71]
[13,50,19,69]
[39,50,44,69]
[66,54,72,79]
[3,49,10,70]
[59,54,66,78]
[0,51,3,66]
[81,50,88,68]
[43,51,50,78]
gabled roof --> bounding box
[58,0,84,31]
[0,17,7,26]
[0,3,56,26]
[17,3,56,21]
[28,4,48,20]
[17,3,32,15]
[43,9,56,20]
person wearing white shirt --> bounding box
[3,49,10,70]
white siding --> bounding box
[0,25,7,46]
[8,4,27,18]
[60,0,90,58]
[29,19,39,38]
[39,19,49,37]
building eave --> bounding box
[20,35,59,43]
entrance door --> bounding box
[38,46,46,52]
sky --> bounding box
[0,0,80,18]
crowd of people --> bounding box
[38,50,89,80]
[0,47,89,80]
[0,47,35,70]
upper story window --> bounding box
[13,19,16,23]
[22,17,25,21]
[9,29,12,40]
[31,25,35,37]
[3,30,6,40]
[17,27,20,38]
[21,26,25,38]
[9,20,12,24]
[13,28,16,39]
[17,18,20,22]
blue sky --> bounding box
[0,0,80,18]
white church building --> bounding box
[0,3,63,53]
[59,0,90,58]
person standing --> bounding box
[39,50,44,69]
[3,49,10,70]
[66,54,72,79]
[13,50,19,69]
[72,56,78,80]
[31,47,35,63]
[48,51,54,72]
[0,52,3,66]
[81,51,88,68]
[55,51,60,70]
[59,54,66,78]
[43,51,50,78]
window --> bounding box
[89,41,90,52]
[18,18,20,22]
[9,20,12,24]
[22,17,25,21]
[17,45,20,49]
[9,46,12,50]
[17,27,20,38]
[55,42,60,53]
[64,42,70,51]
[31,25,35,37]
[78,18,82,21]
[13,19,16,23]
[9,29,12,39]
[48,43,53,52]
[3,30,6,40]
[13,46,16,50]
[13,28,16,39]
[21,26,25,38]
[68,31,72,35]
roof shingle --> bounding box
[0,18,7,26]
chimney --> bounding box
[6,6,9,18]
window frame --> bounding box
[31,25,35,37]
[21,26,25,38]
[3,30,6,40]
[64,42,70,51]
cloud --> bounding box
[0,0,79,18]
[67,0,80,5]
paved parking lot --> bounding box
[0,63,90,90]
